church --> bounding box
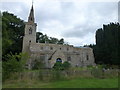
[22,5,95,69]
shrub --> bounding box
[2,53,28,81]
[32,59,45,70]
[62,61,71,70]
[32,59,44,70]
[53,61,71,71]
[53,62,63,70]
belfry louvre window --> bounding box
[29,27,32,34]
[31,17,32,21]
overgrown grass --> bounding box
[3,77,118,88]
[2,66,119,88]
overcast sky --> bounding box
[0,0,119,46]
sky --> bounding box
[0,0,119,46]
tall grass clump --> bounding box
[50,61,71,81]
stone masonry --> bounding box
[22,5,95,69]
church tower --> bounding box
[22,4,37,53]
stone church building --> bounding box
[22,5,95,69]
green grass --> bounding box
[3,77,118,88]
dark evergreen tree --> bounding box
[94,23,120,65]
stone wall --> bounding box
[27,43,95,69]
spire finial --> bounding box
[32,0,34,5]
[28,0,34,23]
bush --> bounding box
[32,59,44,70]
[53,61,71,71]
[62,61,71,70]
[53,62,63,70]
[2,53,28,81]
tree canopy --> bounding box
[36,32,64,44]
[2,12,25,60]
[93,23,120,65]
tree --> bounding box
[36,32,43,43]
[49,37,58,44]
[2,12,25,60]
[58,38,64,44]
[93,23,120,65]
[36,32,65,45]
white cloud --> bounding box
[1,1,118,46]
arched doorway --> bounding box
[56,58,62,62]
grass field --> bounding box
[3,77,118,88]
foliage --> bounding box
[32,59,44,70]
[95,23,120,65]
[57,38,64,44]
[86,23,120,65]
[53,62,63,70]
[2,53,28,81]
[62,61,71,70]
[36,32,64,44]
[0,12,2,61]
[53,61,71,70]
[2,12,25,60]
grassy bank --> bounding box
[2,67,119,88]
[3,77,118,88]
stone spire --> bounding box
[28,4,34,23]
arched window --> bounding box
[29,27,32,34]
[56,58,62,62]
